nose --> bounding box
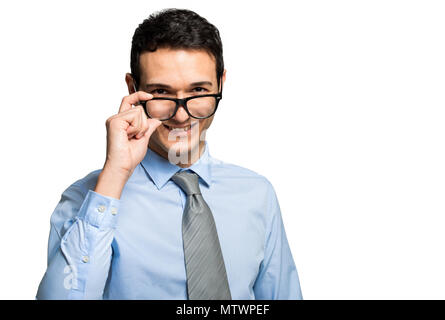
[172,101,190,123]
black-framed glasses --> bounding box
[133,75,223,121]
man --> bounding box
[36,8,302,300]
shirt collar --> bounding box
[140,141,213,190]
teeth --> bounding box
[168,125,191,131]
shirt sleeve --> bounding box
[36,184,120,300]
[253,181,303,300]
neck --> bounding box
[148,141,206,168]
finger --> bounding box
[128,105,149,139]
[143,119,163,138]
[109,107,142,138]
[126,111,142,139]
[135,108,148,139]
[119,91,153,113]
[107,108,141,136]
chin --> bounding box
[166,137,200,153]
[150,123,206,164]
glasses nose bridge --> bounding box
[176,97,188,109]
[173,97,191,119]
[174,97,192,116]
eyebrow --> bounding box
[145,81,213,89]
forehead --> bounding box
[139,48,217,82]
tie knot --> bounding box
[171,171,201,196]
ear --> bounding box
[220,69,227,91]
[125,73,137,94]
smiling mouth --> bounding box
[163,122,198,132]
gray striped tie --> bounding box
[171,170,232,300]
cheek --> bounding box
[198,119,210,136]
[156,125,169,137]
[197,120,211,141]
[152,126,167,143]
[200,117,214,130]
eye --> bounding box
[151,89,169,95]
[193,87,208,93]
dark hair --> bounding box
[130,8,224,89]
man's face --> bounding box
[128,48,225,165]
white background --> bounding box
[0,0,444,299]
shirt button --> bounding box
[97,205,106,213]
[82,256,89,263]
[111,207,118,215]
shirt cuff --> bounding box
[76,189,120,229]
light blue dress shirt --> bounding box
[36,141,302,300]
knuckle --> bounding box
[134,105,144,114]
[107,117,119,128]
